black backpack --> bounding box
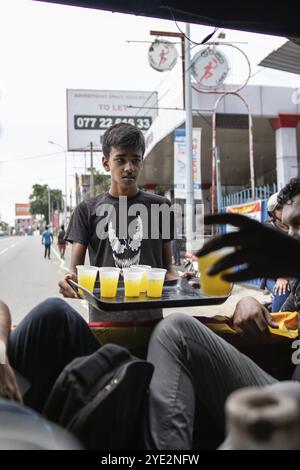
[43,343,154,450]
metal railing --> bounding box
[222,183,277,209]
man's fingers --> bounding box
[207,250,249,275]
[264,309,279,329]
[204,213,259,230]
[196,231,245,257]
[221,267,260,283]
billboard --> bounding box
[225,201,262,232]
[67,89,158,151]
[174,128,202,200]
[15,203,31,218]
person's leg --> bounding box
[265,279,289,312]
[48,244,51,259]
[147,313,277,450]
[7,298,100,412]
[44,245,47,258]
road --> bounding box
[0,235,89,324]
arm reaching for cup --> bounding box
[196,213,300,282]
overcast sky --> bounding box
[0,0,299,225]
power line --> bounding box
[0,150,64,163]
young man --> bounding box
[41,226,53,260]
[59,123,176,356]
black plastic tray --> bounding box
[69,279,229,311]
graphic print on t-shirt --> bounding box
[108,215,143,268]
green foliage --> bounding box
[85,172,111,199]
[29,184,63,223]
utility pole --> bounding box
[47,186,51,225]
[90,142,95,198]
[150,30,185,107]
[184,23,195,252]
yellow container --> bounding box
[146,268,167,298]
[76,265,98,295]
[198,249,233,296]
[99,267,120,298]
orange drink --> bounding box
[198,248,233,296]
[146,268,167,298]
[76,266,98,295]
[123,268,143,297]
[130,265,151,292]
[99,267,120,298]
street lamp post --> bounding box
[47,185,51,225]
[48,141,68,225]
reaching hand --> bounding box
[196,213,300,282]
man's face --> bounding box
[282,194,300,240]
[102,146,143,189]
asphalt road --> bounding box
[0,234,89,324]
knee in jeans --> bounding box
[155,313,210,343]
[34,297,70,323]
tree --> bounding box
[85,172,111,199]
[29,184,63,224]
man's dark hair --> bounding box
[102,123,145,158]
[278,177,300,206]
[61,225,64,230]
[45,226,48,230]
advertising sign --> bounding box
[226,201,262,232]
[148,40,178,72]
[15,203,31,218]
[174,128,202,200]
[67,89,158,151]
[191,47,230,90]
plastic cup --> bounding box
[146,268,167,298]
[123,268,143,297]
[99,267,120,298]
[76,265,98,294]
[130,265,151,292]
[197,248,233,296]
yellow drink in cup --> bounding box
[198,248,233,296]
[130,265,151,293]
[146,268,167,298]
[99,267,120,298]
[76,266,98,295]
[123,268,143,297]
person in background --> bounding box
[261,192,290,311]
[41,226,53,260]
[57,225,67,259]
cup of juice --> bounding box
[197,248,233,296]
[130,265,151,293]
[99,267,120,298]
[146,268,167,298]
[76,265,98,295]
[123,268,143,297]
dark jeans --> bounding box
[265,279,290,312]
[8,298,100,412]
[147,313,278,450]
[44,244,51,259]
[172,239,181,265]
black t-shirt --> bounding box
[65,190,174,321]
[58,229,66,244]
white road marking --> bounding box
[0,248,8,255]
[52,246,69,272]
